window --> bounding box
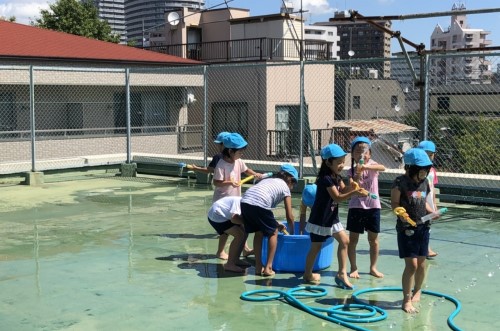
[353,96,361,109]
[391,95,398,108]
[437,97,450,111]
[452,35,457,43]
[212,102,248,139]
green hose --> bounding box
[240,286,462,331]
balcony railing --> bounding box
[144,38,335,63]
[267,127,351,158]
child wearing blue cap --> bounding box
[303,144,367,288]
[391,148,442,313]
[347,137,386,279]
[212,133,263,202]
[188,131,229,174]
[212,132,261,260]
[417,140,439,258]
[299,184,317,235]
[240,164,298,277]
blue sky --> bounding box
[2,0,499,52]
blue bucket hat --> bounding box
[280,163,299,182]
[417,140,436,153]
[214,131,230,144]
[351,136,371,150]
[222,133,248,149]
[403,148,432,167]
[302,184,317,207]
[320,144,347,160]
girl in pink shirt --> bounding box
[347,137,386,279]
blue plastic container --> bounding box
[261,222,334,272]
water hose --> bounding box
[241,286,462,331]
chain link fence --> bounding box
[0,53,499,194]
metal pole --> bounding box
[203,65,208,167]
[423,53,431,141]
[299,0,304,177]
[29,65,36,172]
[125,68,131,163]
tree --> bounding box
[0,16,16,22]
[33,0,120,43]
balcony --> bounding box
[144,38,336,63]
[266,127,351,158]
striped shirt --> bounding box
[241,178,290,210]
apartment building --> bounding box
[125,0,205,47]
[429,3,492,84]
[314,10,392,78]
[92,0,126,44]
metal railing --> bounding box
[145,37,336,62]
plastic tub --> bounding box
[261,221,334,272]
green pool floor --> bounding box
[1,174,499,330]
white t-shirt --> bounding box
[208,196,242,223]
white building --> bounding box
[429,3,492,85]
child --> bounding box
[303,144,366,288]
[391,148,440,313]
[212,132,261,259]
[207,196,251,273]
[188,131,229,174]
[212,133,263,202]
[240,164,297,277]
[347,137,386,279]
[299,184,317,235]
[417,140,439,258]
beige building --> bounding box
[429,3,493,85]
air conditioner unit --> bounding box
[368,69,378,79]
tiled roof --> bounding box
[331,119,418,134]
[0,21,200,65]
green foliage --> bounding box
[33,0,120,43]
[455,119,499,175]
[0,16,16,22]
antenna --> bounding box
[167,12,180,28]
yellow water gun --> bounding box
[239,175,255,185]
[393,207,416,227]
[351,182,378,199]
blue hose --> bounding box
[240,286,462,331]
[241,286,386,331]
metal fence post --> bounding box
[125,68,131,163]
[29,65,36,172]
[203,65,208,167]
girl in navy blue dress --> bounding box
[303,144,366,288]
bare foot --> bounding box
[335,273,354,289]
[254,266,263,276]
[242,249,254,257]
[216,252,228,260]
[402,301,418,313]
[224,264,245,273]
[412,290,422,302]
[369,269,384,278]
[262,268,275,277]
[236,259,252,267]
[349,270,360,279]
[427,250,438,258]
[303,273,321,283]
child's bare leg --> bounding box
[334,231,353,288]
[427,246,438,257]
[222,226,246,273]
[412,256,427,302]
[402,257,418,313]
[216,233,229,260]
[367,231,384,278]
[303,242,322,283]
[262,230,277,276]
[253,231,264,275]
[348,232,360,278]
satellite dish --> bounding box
[395,105,401,112]
[348,50,355,57]
[167,12,180,26]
